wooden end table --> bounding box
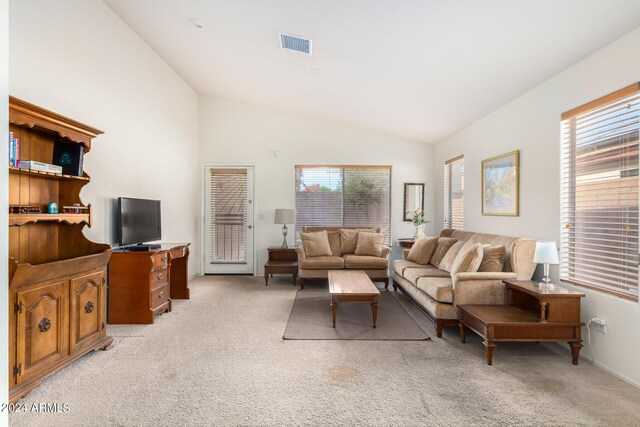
[397,238,415,248]
[264,247,298,287]
[457,280,585,365]
[328,270,380,328]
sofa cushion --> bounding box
[392,259,424,276]
[438,240,468,272]
[339,229,374,254]
[299,256,345,269]
[407,236,438,265]
[430,237,457,268]
[343,254,388,269]
[404,266,450,285]
[354,232,386,257]
[415,277,454,303]
[327,231,342,257]
[478,244,506,272]
[450,242,483,276]
[300,230,332,257]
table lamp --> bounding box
[274,208,295,248]
[534,241,559,286]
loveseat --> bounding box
[391,229,536,337]
[295,226,391,289]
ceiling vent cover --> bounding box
[279,33,312,55]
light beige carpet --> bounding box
[10,275,640,426]
[284,289,429,340]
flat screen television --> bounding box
[117,197,162,247]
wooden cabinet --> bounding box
[108,243,190,324]
[8,97,112,403]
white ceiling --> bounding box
[104,0,640,143]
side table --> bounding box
[264,247,298,287]
[457,280,585,365]
[397,238,415,248]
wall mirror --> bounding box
[403,183,425,221]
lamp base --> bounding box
[281,224,289,248]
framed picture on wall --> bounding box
[481,150,519,216]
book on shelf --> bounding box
[52,141,84,176]
[8,132,19,167]
[17,160,63,174]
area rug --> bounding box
[283,289,430,340]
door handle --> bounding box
[248,225,253,229]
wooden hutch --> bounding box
[8,97,112,403]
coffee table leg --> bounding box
[331,302,337,328]
[458,321,466,343]
[483,340,496,365]
[372,303,378,328]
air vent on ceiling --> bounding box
[279,33,312,55]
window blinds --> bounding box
[561,83,639,300]
[444,156,464,230]
[294,166,391,245]
[209,169,248,264]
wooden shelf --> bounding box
[9,166,89,181]
[9,213,90,227]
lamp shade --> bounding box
[534,241,559,265]
[274,208,295,224]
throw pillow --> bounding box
[407,236,438,265]
[429,237,458,268]
[300,230,332,257]
[327,231,342,257]
[354,232,386,257]
[450,242,484,277]
[478,244,506,272]
[339,228,373,254]
[439,240,473,272]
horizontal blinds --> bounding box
[295,166,391,245]
[444,156,464,230]
[561,85,639,300]
[209,169,247,264]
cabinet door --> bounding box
[69,271,105,353]
[15,280,68,384]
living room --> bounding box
[2,0,640,426]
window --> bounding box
[444,155,464,229]
[295,166,391,244]
[561,83,639,301]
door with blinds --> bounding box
[204,167,254,274]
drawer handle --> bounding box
[85,301,94,313]
[157,273,163,279]
[158,291,165,298]
[38,317,51,333]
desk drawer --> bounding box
[150,268,168,290]
[151,285,170,309]
[151,253,169,271]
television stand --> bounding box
[108,243,190,324]
[125,244,162,252]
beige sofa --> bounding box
[391,229,536,337]
[295,226,391,289]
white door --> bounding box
[204,166,254,274]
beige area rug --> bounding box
[9,275,640,427]
[284,289,430,340]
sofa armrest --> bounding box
[381,246,392,259]
[452,272,517,306]
[402,249,410,260]
[295,246,307,260]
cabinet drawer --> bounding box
[150,268,168,290]
[151,285,170,309]
[169,246,186,259]
[151,252,169,271]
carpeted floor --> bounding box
[10,275,640,426]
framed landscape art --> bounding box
[481,150,519,216]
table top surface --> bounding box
[328,270,379,295]
[503,280,585,298]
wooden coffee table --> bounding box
[328,270,380,328]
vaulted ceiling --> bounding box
[105,0,640,143]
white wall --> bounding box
[434,27,640,386]
[9,0,200,274]
[1,0,9,422]
[199,96,434,274]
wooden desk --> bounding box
[264,247,298,287]
[108,243,190,324]
[457,280,585,365]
